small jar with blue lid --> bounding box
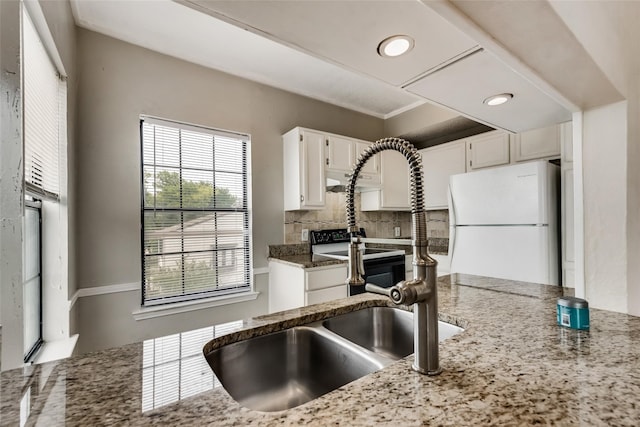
[557,296,590,330]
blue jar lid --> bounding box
[557,296,589,309]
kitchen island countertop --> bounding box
[2,274,640,426]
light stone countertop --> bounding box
[2,274,640,426]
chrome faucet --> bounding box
[345,138,441,375]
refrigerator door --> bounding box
[449,161,553,226]
[449,225,559,285]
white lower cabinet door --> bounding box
[305,285,348,306]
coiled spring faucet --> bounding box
[345,138,441,375]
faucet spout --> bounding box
[346,138,441,375]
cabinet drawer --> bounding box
[306,285,348,306]
[306,265,348,291]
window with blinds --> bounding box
[141,117,251,306]
[23,7,63,201]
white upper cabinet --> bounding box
[355,140,379,175]
[361,150,410,211]
[466,130,510,171]
[421,140,466,210]
[326,135,355,172]
[512,124,561,162]
[283,127,382,210]
[283,127,326,210]
[327,136,379,176]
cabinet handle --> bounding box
[326,158,329,166]
[300,195,304,202]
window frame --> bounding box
[23,198,43,362]
[139,116,253,307]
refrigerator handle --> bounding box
[447,183,457,270]
[447,183,456,226]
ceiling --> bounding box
[70,0,604,133]
[70,0,422,119]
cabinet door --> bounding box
[326,135,354,172]
[422,141,466,210]
[467,131,510,170]
[380,150,411,209]
[301,130,326,208]
[306,285,348,306]
[513,124,561,162]
[269,262,305,313]
[355,140,378,174]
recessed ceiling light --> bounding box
[377,35,415,58]
[483,93,514,106]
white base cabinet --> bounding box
[268,262,348,313]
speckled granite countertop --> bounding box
[3,274,640,426]
[268,253,347,268]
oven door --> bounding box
[350,254,406,296]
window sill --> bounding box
[132,291,260,321]
[33,334,79,365]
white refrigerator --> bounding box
[448,160,560,285]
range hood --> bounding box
[326,169,381,193]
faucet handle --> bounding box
[365,283,404,304]
[365,283,391,297]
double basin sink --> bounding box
[204,306,463,412]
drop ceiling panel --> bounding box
[185,0,479,86]
[406,50,572,132]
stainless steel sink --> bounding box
[204,307,463,412]
[205,326,386,412]
[322,307,464,360]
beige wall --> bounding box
[74,28,384,352]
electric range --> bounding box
[310,228,406,295]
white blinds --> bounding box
[141,117,251,305]
[23,8,62,199]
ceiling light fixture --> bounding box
[483,93,514,106]
[377,35,415,58]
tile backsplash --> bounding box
[284,192,449,244]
